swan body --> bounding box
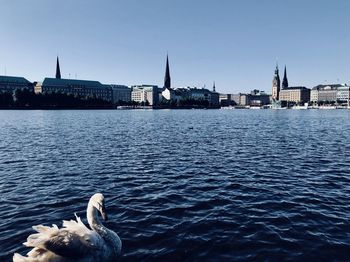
[13,193,121,262]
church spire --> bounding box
[282,65,288,89]
[55,56,61,79]
[164,54,171,89]
[275,63,279,75]
[213,81,216,92]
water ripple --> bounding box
[0,110,350,261]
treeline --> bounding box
[0,89,114,109]
[155,97,220,109]
[0,89,220,109]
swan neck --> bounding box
[87,203,105,234]
[86,198,122,256]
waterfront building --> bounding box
[35,57,115,102]
[240,94,248,106]
[279,86,310,104]
[310,84,344,104]
[0,75,34,93]
[187,87,219,106]
[109,85,131,103]
[336,85,350,104]
[271,65,281,101]
[219,93,232,106]
[219,93,230,102]
[318,85,338,102]
[231,90,270,107]
[248,89,270,106]
[131,85,159,105]
[159,55,219,106]
[174,86,220,106]
[36,78,112,102]
[232,93,248,106]
[310,88,319,103]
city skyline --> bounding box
[1,0,350,93]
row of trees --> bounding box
[0,89,220,109]
[0,89,114,109]
[156,97,219,108]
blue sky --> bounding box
[0,0,349,93]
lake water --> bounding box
[0,109,350,261]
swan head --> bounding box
[89,193,108,221]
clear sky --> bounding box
[0,0,349,94]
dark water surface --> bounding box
[1,109,350,261]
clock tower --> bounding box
[272,65,280,101]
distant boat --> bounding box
[292,103,309,110]
[117,106,133,110]
[250,106,261,109]
[319,105,336,109]
[220,106,235,110]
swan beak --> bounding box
[101,208,108,221]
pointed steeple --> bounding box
[164,54,171,89]
[282,65,288,89]
[274,63,279,75]
[273,64,280,87]
[213,81,216,92]
[56,56,61,79]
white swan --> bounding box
[13,193,122,262]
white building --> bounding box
[131,85,159,105]
[161,87,175,101]
[310,89,319,103]
[311,84,345,104]
[336,85,350,103]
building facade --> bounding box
[336,86,350,104]
[0,75,34,93]
[131,85,159,105]
[219,93,233,106]
[109,85,131,103]
[178,87,220,106]
[279,86,310,104]
[232,93,248,106]
[248,89,270,106]
[230,90,270,107]
[35,78,112,102]
[310,84,344,104]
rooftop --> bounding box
[312,84,344,90]
[42,78,103,88]
[0,75,31,84]
[281,86,309,90]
